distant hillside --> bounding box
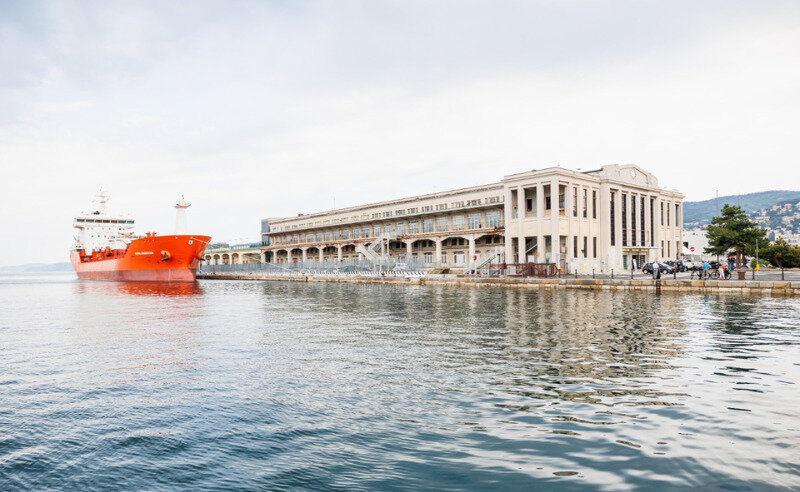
[683,190,800,227]
[0,262,73,273]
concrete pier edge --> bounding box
[196,274,800,296]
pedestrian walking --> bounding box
[652,260,661,280]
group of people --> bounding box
[648,258,736,280]
[695,259,735,280]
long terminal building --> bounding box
[204,164,684,273]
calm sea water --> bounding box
[1,273,799,490]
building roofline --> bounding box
[267,180,503,224]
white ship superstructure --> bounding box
[73,190,135,253]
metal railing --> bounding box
[198,257,436,276]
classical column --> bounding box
[435,238,442,266]
[503,185,514,263]
[517,185,525,263]
[614,190,622,257]
[644,194,652,261]
[301,247,307,263]
[536,181,545,262]
[468,236,476,271]
[550,178,560,265]
[337,245,343,262]
[576,185,583,262]
[319,247,324,263]
[627,192,633,251]
[406,240,413,260]
[566,182,573,261]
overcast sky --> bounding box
[2,1,799,265]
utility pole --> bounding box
[756,238,759,270]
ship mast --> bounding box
[174,195,191,234]
[95,188,109,214]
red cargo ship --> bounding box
[71,191,210,282]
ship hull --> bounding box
[72,234,210,282]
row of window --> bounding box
[275,195,504,233]
[514,185,599,219]
[611,192,681,247]
[571,236,599,258]
[270,211,503,245]
[660,240,681,258]
[75,219,134,224]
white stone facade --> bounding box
[207,164,683,273]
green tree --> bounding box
[761,237,800,268]
[705,204,767,260]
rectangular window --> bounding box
[622,193,627,247]
[650,198,654,246]
[316,232,323,242]
[408,221,419,234]
[592,190,597,219]
[573,187,578,217]
[435,217,447,231]
[351,228,359,239]
[486,211,502,227]
[667,204,671,226]
[452,215,466,230]
[341,229,349,239]
[610,192,616,246]
[559,186,566,212]
[583,189,588,218]
[361,226,370,238]
[323,231,330,241]
[396,222,406,235]
[660,202,664,225]
[593,237,597,258]
[675,204,680,227]
[573,236,578,258]
[661,240,664,257]
[631,195,637,246]
[468,213,481,229]
[423,218,434,233]
[583,236,587,257]
[641,197,646,246]
[373,224,381,237]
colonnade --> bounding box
[262,232,498,269]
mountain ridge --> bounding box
[683,190,800,227]
[0,262,73,273]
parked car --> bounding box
[642,262,675,275]
[681,260,702,271]
[666,260,687,272]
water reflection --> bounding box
[73,280,205,297]
[67,279,207,398]
[2,276,798,490]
